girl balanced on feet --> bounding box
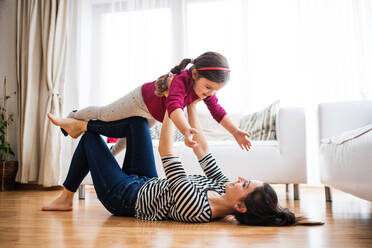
[63,51,251,156]
[44,104,308,226]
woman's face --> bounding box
[225,177,263,201]
[192,69,226,99]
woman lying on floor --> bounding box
[44,103,310,226]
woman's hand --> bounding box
[233,129,251,151]
[184,127,199,148]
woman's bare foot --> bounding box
[42,188,74,211]
[47,113,87,138]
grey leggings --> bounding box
[68,86,156,155]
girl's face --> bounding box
[192,70,226,99]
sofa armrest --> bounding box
[276,107,306,156]
[318,100,372,142]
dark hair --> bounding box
[233,183,298,226]
[155,51,230,96]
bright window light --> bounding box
[99,8,172,105]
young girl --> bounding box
[63,51,251,155]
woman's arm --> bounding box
[187,102,229,183]
[158,111,175,157]
[159,110,210,222]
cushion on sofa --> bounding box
[239,100,280,140]
[198,112,241,141]
[150,122,184,141]
[321,123,372,145]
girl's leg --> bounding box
[69,86,146,122]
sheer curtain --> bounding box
[67,0,173,110]
[65,0,372,184]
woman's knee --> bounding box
[80,131,99,142]
[130,116,149,129]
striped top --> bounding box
[134,153,230,223]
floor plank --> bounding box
[0,185,371,248]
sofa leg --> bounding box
[79,185,85,200]
[325,186,332,202]
[293,184,300,200]
[285,184,289,193]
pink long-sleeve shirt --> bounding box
[141,69,227,123]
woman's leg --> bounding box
[121,117,158,177]
[88,117,158,178]
[43,131,143,212]
[47,114,158,178]
[42,131,97,211]
[76,131,154,215]
[110,119,157,156]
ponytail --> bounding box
[154,58,192,96]
[170,58,192,74]
[233,183,314,226]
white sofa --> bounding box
[79,107,307,200]
[318,100,372,202]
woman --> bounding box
[44,103,301,226]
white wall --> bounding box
[0,0,18,160]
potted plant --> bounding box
[0,76,17,191]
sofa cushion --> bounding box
[197,111,241,141]
[239,100,279,140]
[320,126,372,202]
[321,123,372,145]
[150,122,185,142]
[150,112,241,142]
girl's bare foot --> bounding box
[47,113,87,138]
[42,188,74,211]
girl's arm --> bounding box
[165,72,198,148]
[220,115,251,151]
[186,102,209,159]
[170,109,198,148]
[203,95,251,151]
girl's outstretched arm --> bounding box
[220,115,252,151]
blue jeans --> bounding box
[63,117,158,216]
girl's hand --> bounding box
[233,129,251,151]
[184,127,199,148]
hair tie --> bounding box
[197,67,230,72]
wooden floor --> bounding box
[1,185,371,248]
